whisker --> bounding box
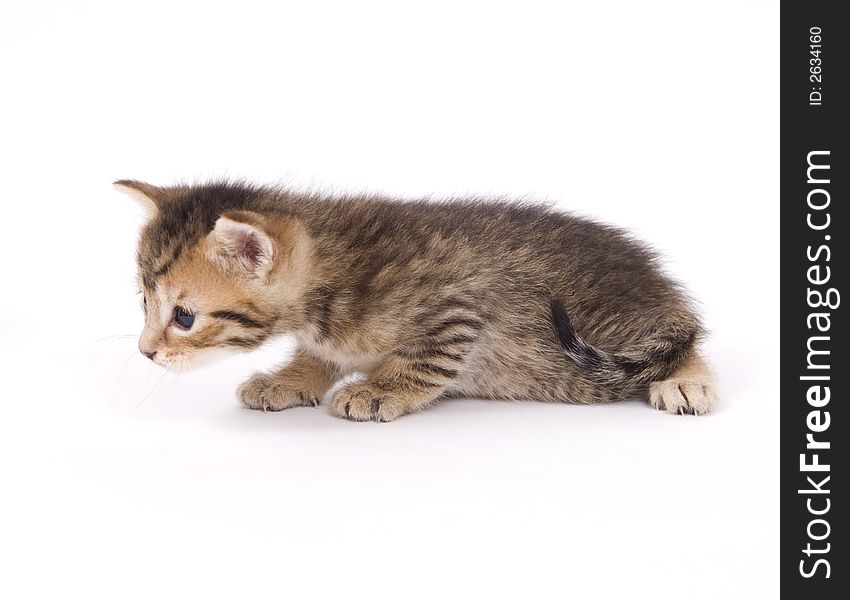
[132,365,170,413]
[81,335,137,363]
[132,361,165,386]
[104,350,139,408]
[158,364,184,404]
[82,334,137,348]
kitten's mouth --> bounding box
[154,347,237,372]
[150,352,190,372]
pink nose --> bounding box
[140,346,157,360]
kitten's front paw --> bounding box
[330,384,407,422]
[238,374,320,412]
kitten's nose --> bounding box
[140,347,157,360]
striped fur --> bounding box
[117,179,717,420]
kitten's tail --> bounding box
[549,298,697,389]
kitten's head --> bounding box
[116,180,307,370]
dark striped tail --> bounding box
[549,298,696,389]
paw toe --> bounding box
[238,374,318,412]
[331,386,405,422]
[649,379,716,415]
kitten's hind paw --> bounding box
[649,380,717,415]
[238,374,320,412]
[648,353,717,415]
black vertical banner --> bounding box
[781,2,848,597]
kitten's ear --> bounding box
[113,179,170,218]
[207,211,275,278]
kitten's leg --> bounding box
[331,335,476,422]
[239,349,338,412]
[648,352,718,415]
[329,356,453,422]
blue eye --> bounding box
[174,306,195,329]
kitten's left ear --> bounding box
[113,179,171,218]
[207,211,275,278]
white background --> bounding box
[0,2,778,598]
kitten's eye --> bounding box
[174,306,195,329]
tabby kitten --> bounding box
[116,180,717,421]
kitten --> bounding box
[116,179,717,421]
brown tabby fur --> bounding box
[116,179,717,421]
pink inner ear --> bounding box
[235,230,264,267]
[212,217,272,275]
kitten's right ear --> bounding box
[207,211,276,279]
[113,180,170,218]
